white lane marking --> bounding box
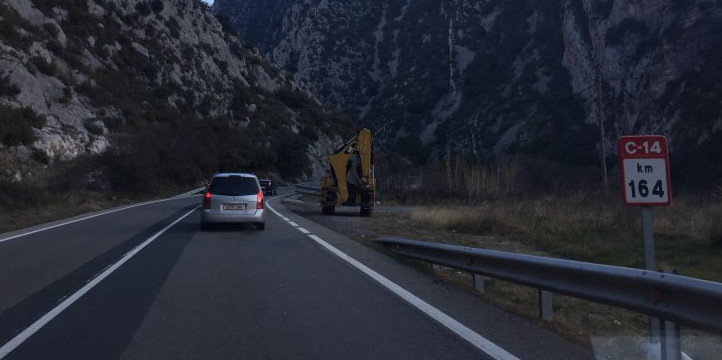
[265,200,520,360]
[297,227,310,234]
[288,221,299,227]
[0,192,199,244]
[0,207,198,359]
[304,234,520,360]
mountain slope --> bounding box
[0,0,352,188]
[214,0,722,189]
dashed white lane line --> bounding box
[297,227,310,234]
[265,199,520,360]
[0,207,198,359]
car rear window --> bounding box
[208,176,259,196]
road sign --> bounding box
[618,135,672,206]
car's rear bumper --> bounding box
[200,209,265,224]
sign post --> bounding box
[618,135,673,359]
[618,135,672,269]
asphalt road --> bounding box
[0,190,593,360]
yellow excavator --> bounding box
[320,128,375,216]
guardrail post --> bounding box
[539,289,553,322]
[642,207,662,347]
[659,269,681,360]
[473,274,485,293]
[660,320,681,360]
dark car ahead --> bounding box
[201,173,265,230]
[259,179,277,196]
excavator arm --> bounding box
[320,128,375,216]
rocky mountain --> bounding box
[214,0,722,189]
[0,0,352,188]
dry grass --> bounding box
[0,181,192,235]
[288,194,722,356]
[0,192,128,234]
[442,155,519,201]
[349,209,655,351]
[344,192,722,356]
[407,194,722,282]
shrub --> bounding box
[711,231,722,248]
[43,22,60,37]
[200,42,214,54]
[0,4,35,50]
[29,56,58,76]
[0,106,46,146]
[60,86,73,104]
[0,73,21,97]
[150,0,164,14]
[216,14,236,35]
[0,179,51,211]
[135,2,152,16]
[31,148,50,164]
[167,16,181,38]
[272,133,311,179]
[83,119,106,135]
[711,209,722,248]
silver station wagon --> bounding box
[200,173,265,230]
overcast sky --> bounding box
[201,0,214,5]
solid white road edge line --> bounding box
[172,187,205,198]
[0,207,198,359]
[265,200,521,360]
[0,191,200,244]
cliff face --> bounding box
[215,0,722,187]
[0,0,350,183]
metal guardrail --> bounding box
[294,182,320,196]
[377,237,722,333]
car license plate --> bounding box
[223,204,245,211]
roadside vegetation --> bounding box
[406,196,722,281]
[0,104,350,234]
[368,154,722,356]
[0,154,190,234]
[377,154,722,282]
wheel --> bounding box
[321,206,335,215]
[256,222,265,230]
[360,207,372,217]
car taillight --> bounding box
[203,192,211,209]
[256,189,264,209]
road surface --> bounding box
[0,191,592,359]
